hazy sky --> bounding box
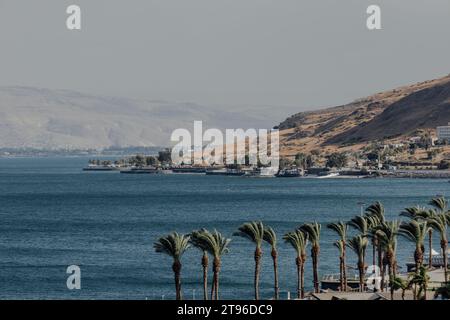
[1,0,450,110]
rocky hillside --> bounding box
[278,74,450,156]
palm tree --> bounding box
[429,196,448,213]
[284,230,308,299]
[153,232,190,300]
[409,266,430,300]
[347,235,369,292]
[234,221,265,300]
[366,216,381,270]
[374,220,400,299]
[327,221,348,291]
[391,276,408,300]
[428,214,448,283]
[190,229,211,300]
[348,215,370,235]
[401,206,435,269]
[193,229,231,300]
[263,226,279,300]
[365,201,386,223]
[349,215,381,273]
[333,240,346,292]
[299,222,321,293]
[399,220,429,273]
[365,202,386,272]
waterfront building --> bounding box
[437,123,450,142]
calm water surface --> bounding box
[0,157,448,299]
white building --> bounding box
[437,123,450,141]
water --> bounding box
[0,157,448,300]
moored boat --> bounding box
[276,168,301,178]
[120,167,160,174]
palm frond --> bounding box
[234,221,265,247]
[327,221,347,241]
[154,232,191,259]
[283,230,308,255]
[263,226,277,248]
[365,201,385,223]
[299,222,321,246]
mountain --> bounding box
[0,86,297,150]
[277,74,450,156]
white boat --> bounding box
[317,172,340,179]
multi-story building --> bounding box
[437,123,450,142]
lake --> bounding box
[0,157,448,299]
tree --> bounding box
[190,229,211,300]
[399,221,429,274]
[191,229,231,300]
[401,206,435,268]
[158,149,172,164]
[374,221,400,299]
[153,232,190,300]
[263,226,279,300]
[327,221,348,291]
[347,235,369,292]
[325,152,348,169]
[391,276,408,300]
[234,221,265,300]
[428,214,448,283]
[283,230,308,299]
[299,222,321,293]
[409,266,430,300]
[365,202,386,278]
[146,156,159,166]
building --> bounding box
[437,123,450,142]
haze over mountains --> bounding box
[2,73,450,152]
[0,86,297,150]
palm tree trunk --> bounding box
[213,257,221,300]
[301,253,306,299]
[387,259,394,300]
[441,240,448,283]
[172,260,182,300]
[296,256,301,299]
[358,262,364,292]
[381,253,387,292]
[202,252,208,300]
[428,230,433,269]
[372,239,376,267]
[339,256,344,291]
[271,248,279,300]
[343,248,347,291]
[210,277,215,300]
[254,247,262,300]
[312,246,320,293]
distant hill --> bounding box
[0,86,298,150]
[277,74,450,156]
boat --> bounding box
[120,167,160,174]
[83,165,119,171]
[405,253,450,272]
[276,168,301,178]
[171,167,207,174]
[317,172,340,179]
[321,274,362,291]
[246,167,278,177]
[205,168,245,176]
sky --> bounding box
[1,0,450,111]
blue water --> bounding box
[0,157,448,300]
